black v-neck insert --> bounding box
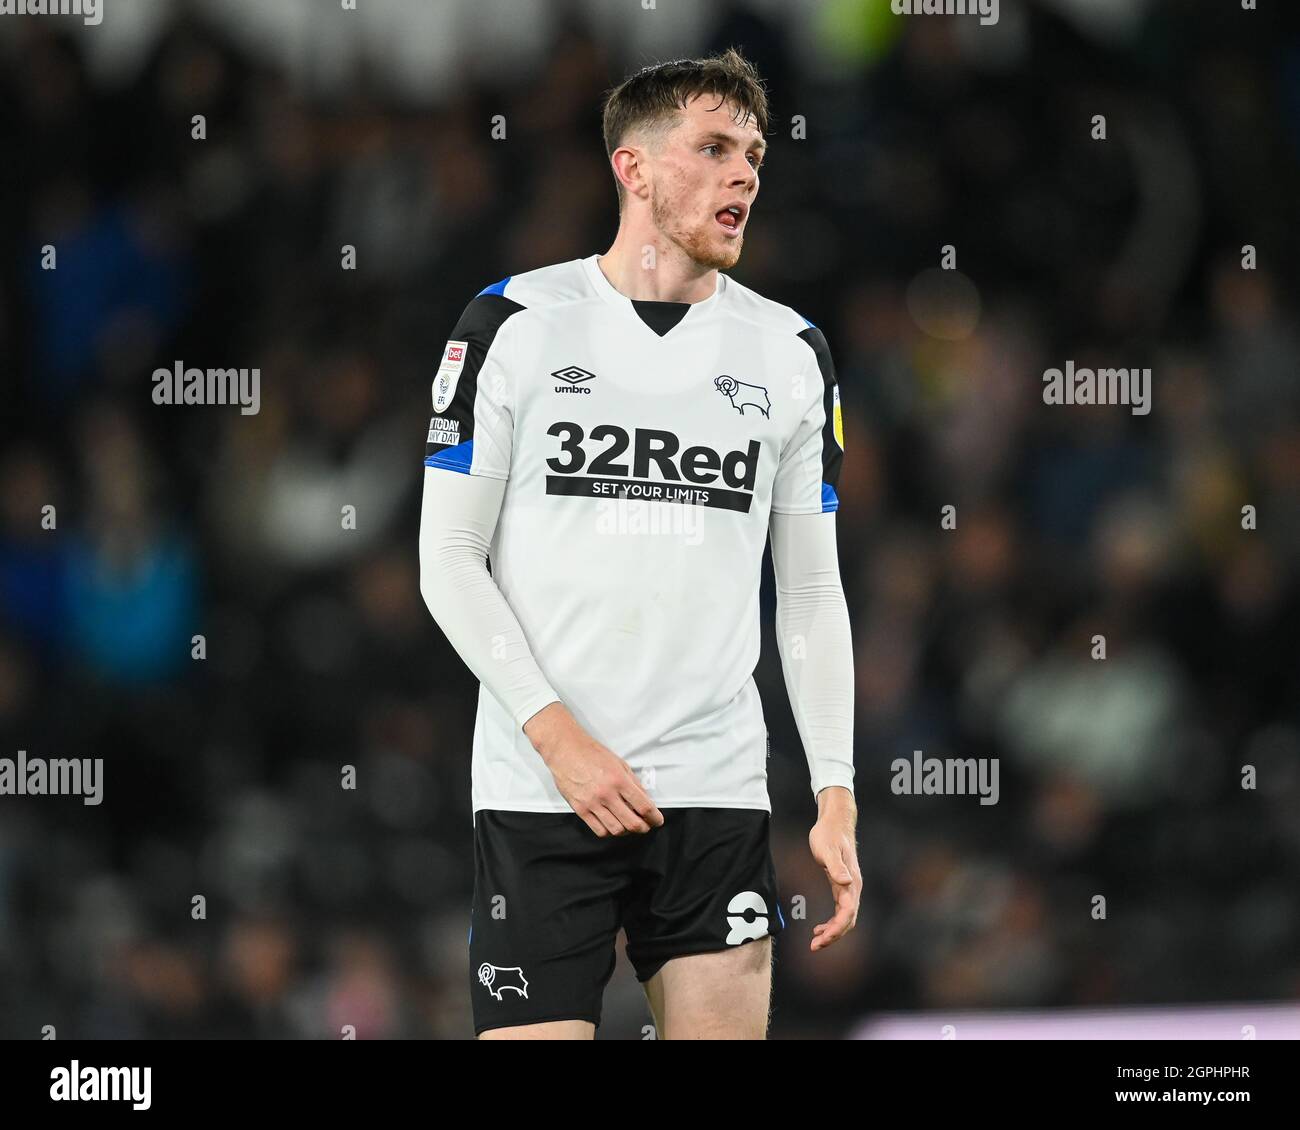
[630,299,691,336]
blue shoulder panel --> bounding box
[476,277,512,298]
[425,441,475,474]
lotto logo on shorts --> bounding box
[478,962,529,1000]
[725,891,770,944]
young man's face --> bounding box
[641,93,765,272]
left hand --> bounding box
[808,786,861,952]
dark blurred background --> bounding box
[1,0,1298,1039]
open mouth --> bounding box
[715,205,745,235]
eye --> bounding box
[702,143,762,170]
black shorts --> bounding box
[468,807,785,1035]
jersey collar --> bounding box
[581,254,726,333]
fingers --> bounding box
[811,843,861,951]
[585,766,664,835]
[829,852,854,885]
[583,789,661,837]
[812,838,854,885]
[809,850,851,890]
[556,744,664,836]
[589,805,625,837]
[579,811,609,838]
[810,921,849,950]
[811,889,856,950]
[620,768,665,827]
[811,902,856,949]
[607,795,652,835]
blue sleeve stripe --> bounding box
[821,482,839,512]
[797,311,817,329]
[476,276,512,298]
[424,441,475,474]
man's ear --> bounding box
[612,144,650,205]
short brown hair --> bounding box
[601,47,770,212]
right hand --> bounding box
[524,703,664,837]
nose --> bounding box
[729,153,756,189]
[729,161,755,195]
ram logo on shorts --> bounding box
[714,374,771,419]
[478,962,530,1000]
[725,891,770,945]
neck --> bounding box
[597,221,719,303]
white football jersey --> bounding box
[426,254,844,813]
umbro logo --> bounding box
[553,365,596,395]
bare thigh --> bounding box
[478,1020,595,1040]
[642,938,772,1040]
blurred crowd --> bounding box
[0,0,1298,1039]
